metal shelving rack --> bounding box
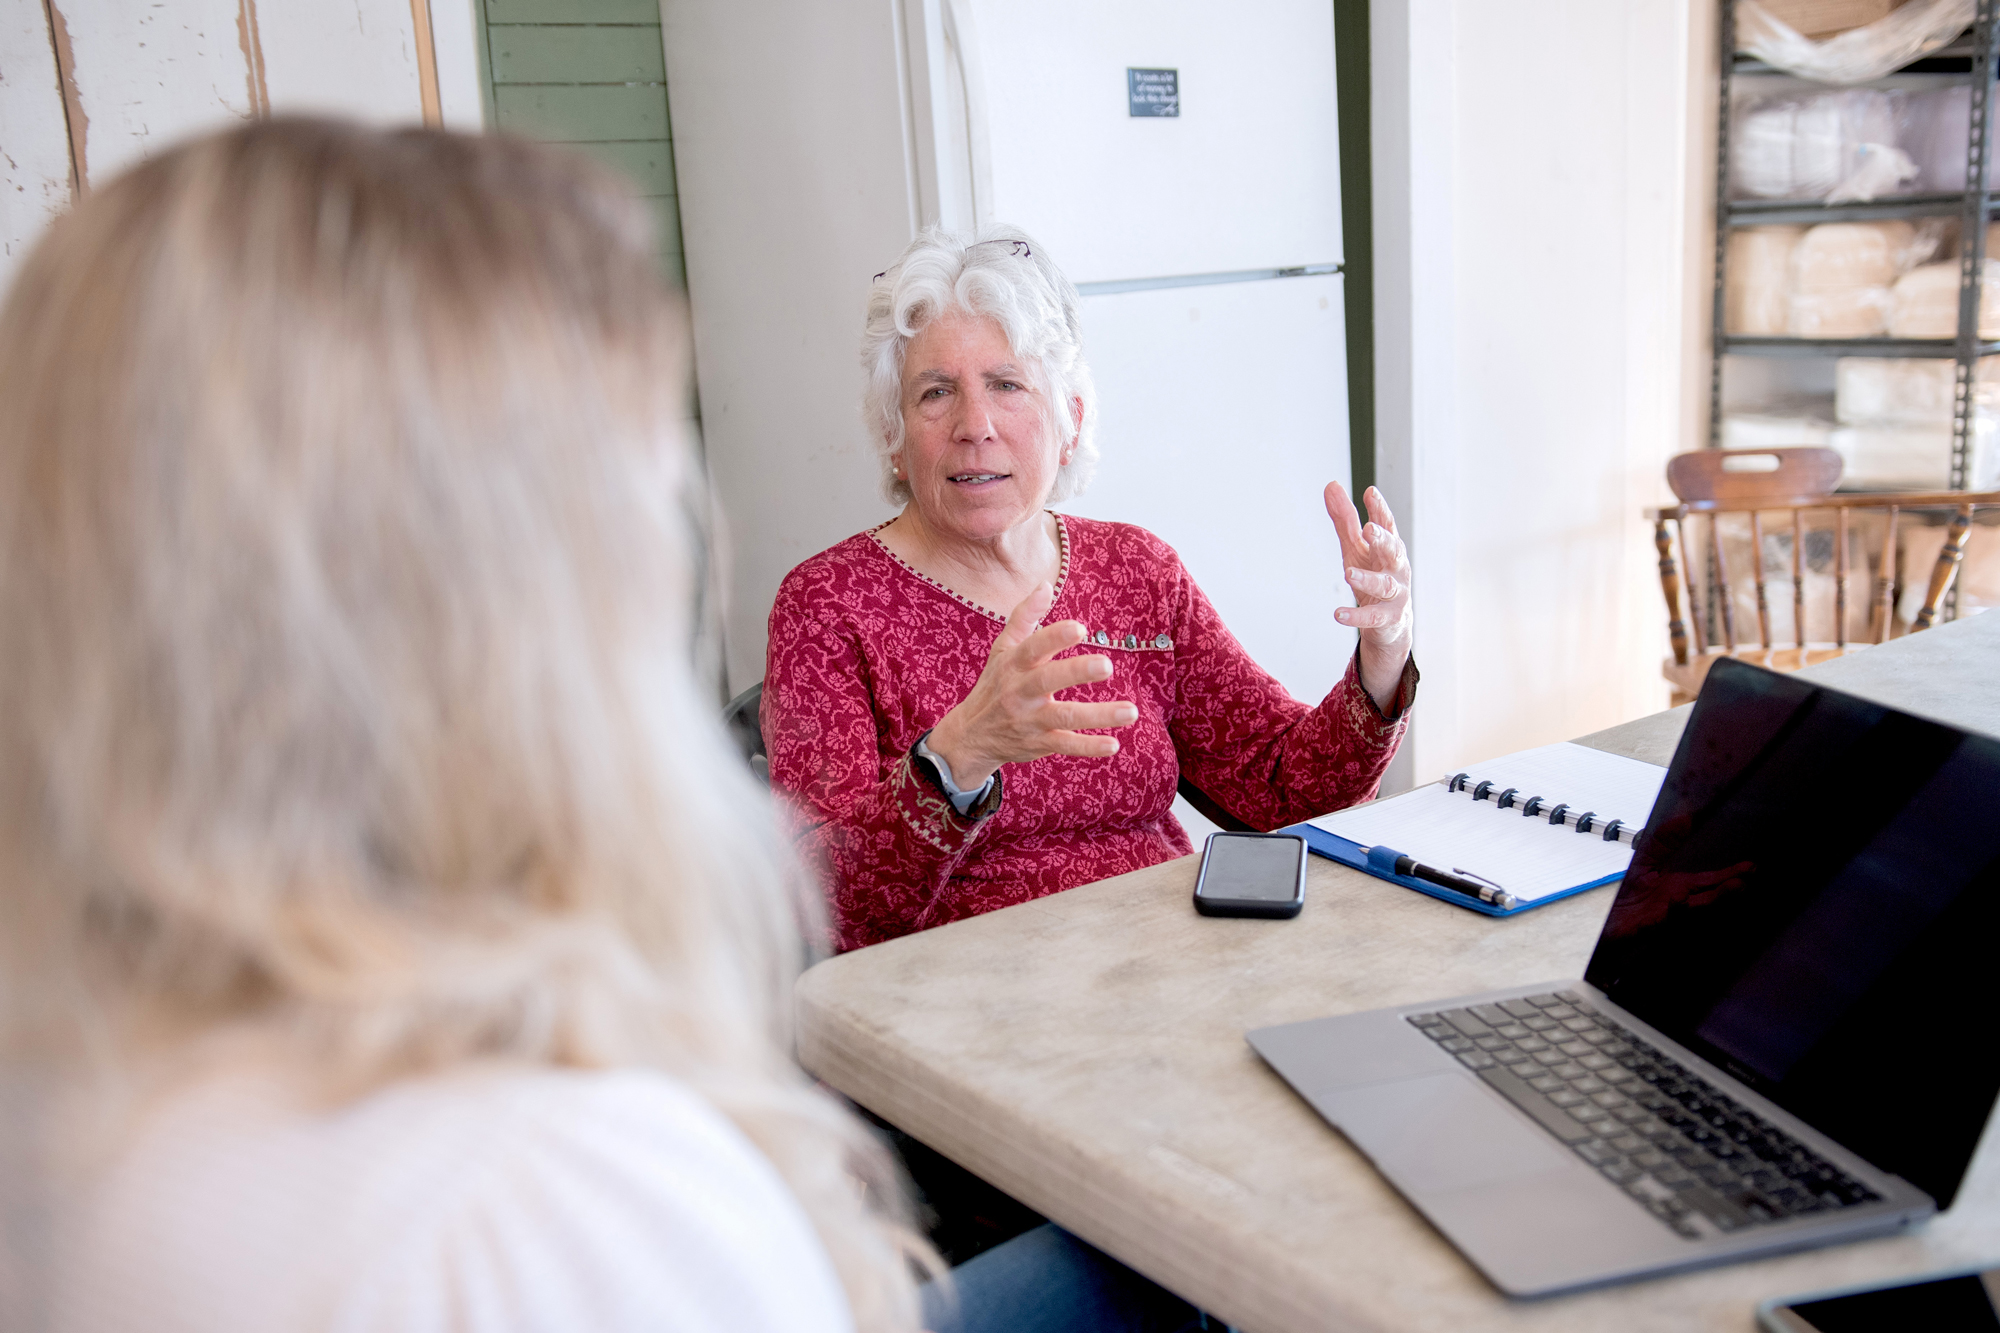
[1709,0,2000,498]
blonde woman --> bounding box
[0,120,924,1332]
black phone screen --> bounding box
[1197,834,1304,902]
[1779,1269,2000,1332]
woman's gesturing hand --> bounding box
[1325,481,1413,712]
[926,583,1140,789]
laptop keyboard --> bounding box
[1408,991,1880,1240]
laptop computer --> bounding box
[1249,656,2000,1298]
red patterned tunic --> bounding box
[763,515,1415,952]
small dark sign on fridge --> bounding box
[1127,68,1179,117]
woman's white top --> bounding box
[28,1063,854,1333]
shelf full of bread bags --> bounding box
[1723,81,2000,492]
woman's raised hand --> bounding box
[1325,481,1413,711]
[926,583,1140,788]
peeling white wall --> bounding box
[0,1,73,277]
[56,1,265,183]
[253,2,427,127]
[58,0,425,182]
[2,0,446,295]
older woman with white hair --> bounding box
[764,227,1417,952]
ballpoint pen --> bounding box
[1369,847,1520,910]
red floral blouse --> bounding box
[763,515,1415,952]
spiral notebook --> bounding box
[1293,742,1669,916]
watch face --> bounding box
[911,736,963,799]
[911,738,950,787]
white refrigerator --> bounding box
[663,0,1357,733]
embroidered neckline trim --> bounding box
[865,512,1071,625]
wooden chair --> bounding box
[1648,447,2000,705]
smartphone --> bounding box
[1191,831,1307,919]
[1757,1266,2000,1332]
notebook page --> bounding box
[1450,742,1666,829]
[1309,785,1635,902]
[1306,744,1667,903]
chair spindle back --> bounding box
[1649,448,1997,681]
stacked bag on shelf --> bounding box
[1718,403,1833,453]
[1832,357,2000,488]
[1739,0,1986,89]
[1732,89,1914,201]
[1725,219,2000,339]
[1724,218,2000,488]
[1792,221,1907,336]
[1716,359,1999,491]
[1882,251,2000,336]
[1731,84,2000,203]
[1724,218,1960,337]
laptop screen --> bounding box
[1584,656,2000,1209]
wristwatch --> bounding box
[911,730,1002,818]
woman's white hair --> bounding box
[0,119,928,1331]
[862,224,1098,506]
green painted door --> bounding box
[478,0,686,287]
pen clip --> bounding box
[1452,867,1520,911]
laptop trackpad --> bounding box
[1325,1071,1572,1194]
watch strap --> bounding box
[911,731,1002,819]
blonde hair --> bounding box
[862,224,1098,506]
[0,119,925,1329]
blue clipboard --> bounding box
[1281,821,1625,917]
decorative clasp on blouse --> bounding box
[1090,629,1174,651]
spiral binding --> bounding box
[1447,771,1639,845]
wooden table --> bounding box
[797,613,2000,1333]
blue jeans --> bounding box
[920,1223,1207,1333]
